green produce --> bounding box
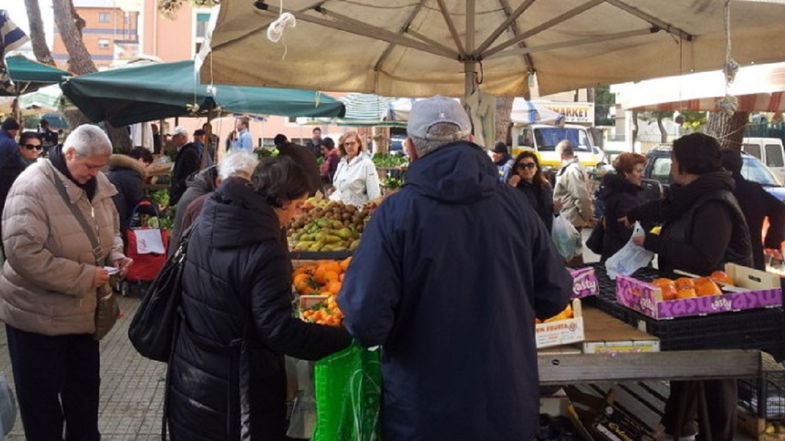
[372,153,408,169]
[288,196,379,252]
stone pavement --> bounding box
[0,295,167,441]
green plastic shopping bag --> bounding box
[312,342,382,441]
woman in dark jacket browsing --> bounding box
[508,151,554,232]
[623,133,752,441]
[598,152,651,260]
[166,156,351,441]
[106,147,152,235]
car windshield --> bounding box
[742,156,781,186]
[534,128,591,152]
[648,154,781,187]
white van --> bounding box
[742,137,785,183]
[510,124,600,168]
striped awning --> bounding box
[1,10,31,95]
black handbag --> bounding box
[585,217,605,255]
[128,224,195,362]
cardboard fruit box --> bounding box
[536,299,585,349]
[571,267,599,299]
[616,263,782,320]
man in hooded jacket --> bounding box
[338,96,572,441]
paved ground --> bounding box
[0,295,167,441]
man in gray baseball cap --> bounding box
[339,95,572,441]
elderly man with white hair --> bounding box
[169,151,260,253]
[0,124,132,441]
[170,126,202,206]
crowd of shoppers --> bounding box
[0,107,783,441]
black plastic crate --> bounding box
[739,362,785,421]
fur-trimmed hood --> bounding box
[108,154,147,179]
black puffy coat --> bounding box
[170,143,201,206]
[598,173,653,261]
[166,177,351,441]
[629,171,752,276]
[106,154,147,234]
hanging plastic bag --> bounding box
[551,215,582,260]
[312,342,382,441]
[605,221,654,279]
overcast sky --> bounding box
[5,1,55,47]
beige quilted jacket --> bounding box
[0,159,124,335]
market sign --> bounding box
[537,101,595,125]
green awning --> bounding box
[7,56,71,84]
[59,60,345,126]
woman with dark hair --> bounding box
[508,151,554,231]
[165,156,351,440]
[597,152,650,260]
[106,147,152,235]
[624,132,752,441]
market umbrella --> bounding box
[510,97,565,125]
[612,62,785,113]
[5,55,71,94]
[59,60,345,126]
[198,0,785,100]
[18,83,63,111]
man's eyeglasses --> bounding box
[22,144,43,151]
[516,162,536,170]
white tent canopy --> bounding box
[199,0,785,100]
[611,62,785,112]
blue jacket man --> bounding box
[0,118,20,163]
[338,96,572,441]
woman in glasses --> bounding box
[329,131,381,207]
[0,132,43,248]
[508,150,554,232]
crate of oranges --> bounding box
[534,299,584,349]
[616,263,782,320]
[293,258,352,327]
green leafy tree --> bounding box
[594,86,615,127]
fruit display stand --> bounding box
[536,299,584,349]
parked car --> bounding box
[742,137,785,184]
[643,145,785,201]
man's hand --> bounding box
[93,267,110,288]
[553,199,563,212]
[508,175,521,187]
[632,234,645,247]
[113,257,134,278]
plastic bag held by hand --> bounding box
[551,215,582,260]
[605,222,654,279]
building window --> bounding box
[98,12,111,23]
[98,39,110,49]
[123,14,130,24]
[195,12,211,38]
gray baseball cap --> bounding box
[407,96,471,141]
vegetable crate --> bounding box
[616,263,782,320]
[535,299,584,349]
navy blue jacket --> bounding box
[338,142,572,441]
[0,130,17,164]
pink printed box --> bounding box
[570,267,599,299]
[616,263,782,320]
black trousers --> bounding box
[661,380,737,441]
[5,325,101,441]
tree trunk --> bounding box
[52,0,132,150]
[657,114,667,143]
[707,111,750,151]
[632,110,639,146]
[495,96,514,146]
[24,0,56,66]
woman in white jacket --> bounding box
[330,131,381,207]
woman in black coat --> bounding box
[508,151,554,232]
[166,156,351,441]
[624,133,752,441]
[106,147,152,234]
[597,152,651,261]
